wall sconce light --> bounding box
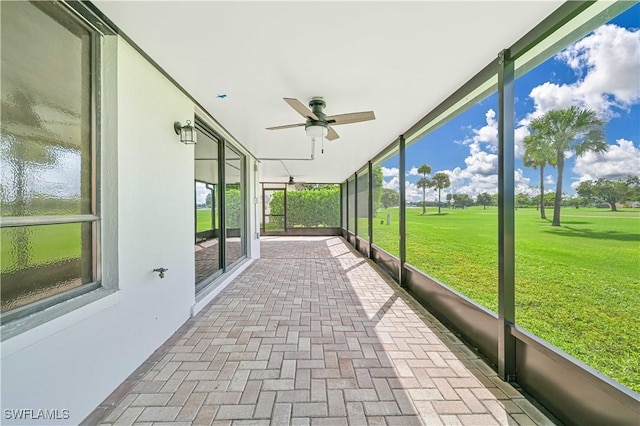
[288,176,295,185]
[174,120,196,144]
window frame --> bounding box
[193,120,224,292]
[224,142,247,268]
[0,1,104,324]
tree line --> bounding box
[380,182,640,211]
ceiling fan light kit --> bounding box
[305,124,328,141]
[305,98,329,143]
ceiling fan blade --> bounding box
[326,111,375,126]
[326,127,339,141]
[266,122,306,130]
[284,98,319,120]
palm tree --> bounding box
[427,172,451,214]
[523,128,556,220]
[416,163,431,215]
[530,106,606,226]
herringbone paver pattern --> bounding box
[86,237,555,426]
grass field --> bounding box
[370,206,640,392]
[1,223,82,270]
[3,206,638,391]
[196,208,217,233]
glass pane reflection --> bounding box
[1,223,92,312]
[225,145,245,266]
[194,128,221,286]
[1,1,92,217]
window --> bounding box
[341,182,347,229]
[513,3,640,392]
[1,1,98,319]
[356,169,369,240]
[405,86,499,313]
[262,184,286,232]
[347,177,356,232]
[225,144,245,267]
[194,126,222,288]
[194,122,248,290]
[372,151,400,257]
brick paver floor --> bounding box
[85,236,555,425]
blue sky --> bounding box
[384,4,640,202]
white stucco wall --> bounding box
[0,37,257,425]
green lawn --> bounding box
[370,206,640,392]
[196,208,217,233]
[1,223,83,270]
[3,206,638,392]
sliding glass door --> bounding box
[224,144,245,267]
[194,125,222,290]
[194,120,247,292]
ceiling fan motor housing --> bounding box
[305,97,329,130]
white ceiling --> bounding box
[93,1,563,183]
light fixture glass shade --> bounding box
[180,120,196,144]
[305,125,328,140]
[175,120,196,144]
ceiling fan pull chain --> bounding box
[322,138,324,154]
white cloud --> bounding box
[560,25,640,107]
[545,174,555,185]
[515,169,537,197]
[464,142,498,176]
[432,145,538,199]
[383,176,399,190]
[528,82,576,117]
[514,125,530,158]
[447,166,468,187]
[385,175,436,202]
[196,184,209,204]
[407,180,429,202]
[441,162,498,199]
[449,174,498,198]
[433,24,640,200]
[383,176,430,202]
[472,109,498,146]
[381,167,399,178]
[418,124,503,198]
[571,175,592,191]
[407,166,420,176]
[432,108,506,198]
[573,138,640,181]
[517,186,538,198]
[528,24,640,118]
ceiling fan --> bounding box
[266,97,375,141]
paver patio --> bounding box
[84,236,555,425]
